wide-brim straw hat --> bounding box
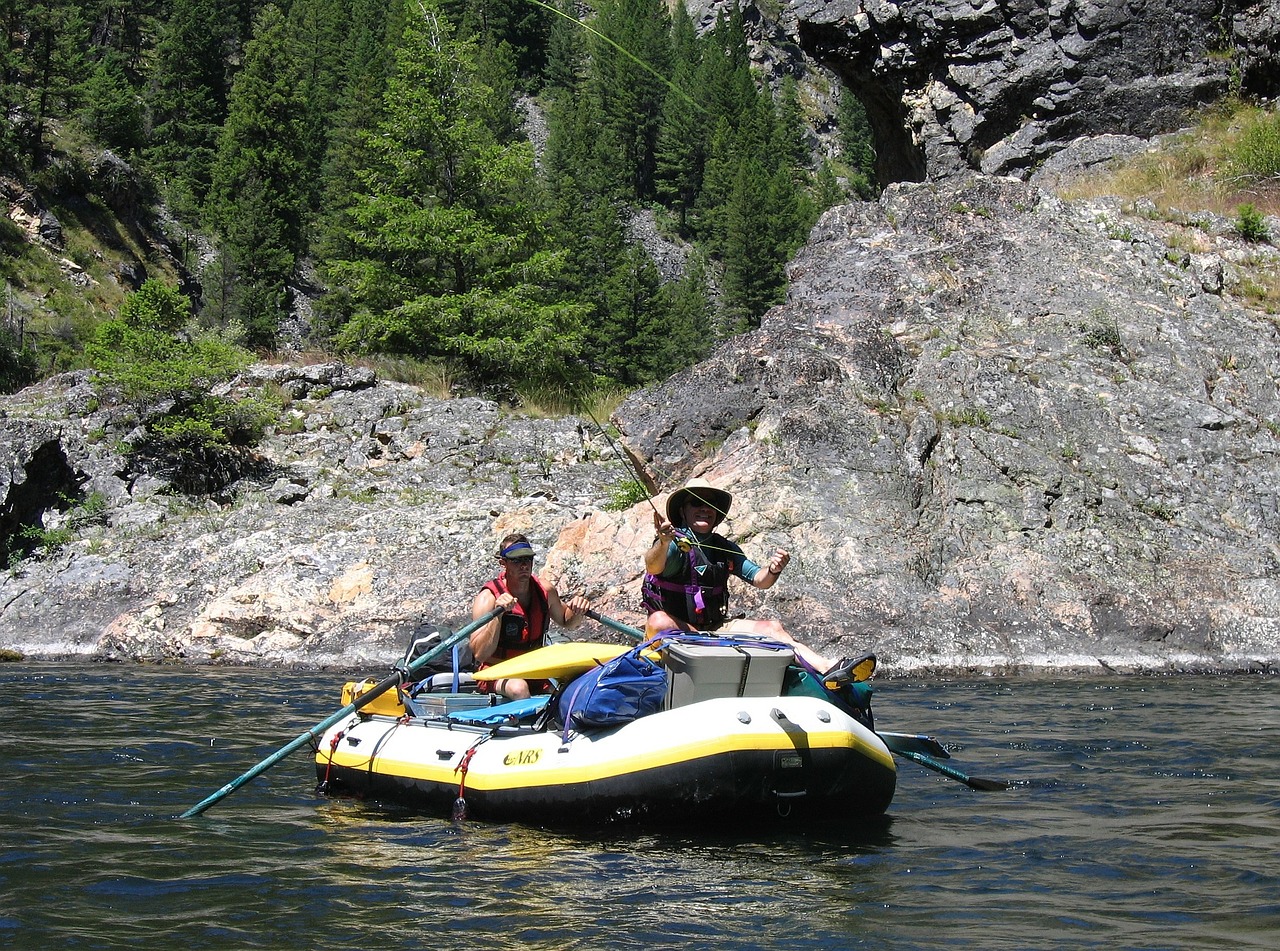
[666,478,733,528]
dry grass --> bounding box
[1058,98,1280,315]
[336,352,460,397]
[1058,99,1280,220]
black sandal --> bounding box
[822,652,877,687]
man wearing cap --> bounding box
[471,532,590,698]
[641,478,837,673]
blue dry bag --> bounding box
[558,647,667,734]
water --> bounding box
[2,664,1277,949]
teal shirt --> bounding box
[659,529,764,583]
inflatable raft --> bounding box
[314,637,896,825]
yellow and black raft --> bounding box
[314,635,897,826]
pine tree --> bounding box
[3,0,86,162]
[446,0,552,88]
[653,2,704,234]
[594,244,665,383]
[767,161,805,258]
[146,0,239,218]
[810,158,848,212]
[589,0,671,201]
[694,118,739,253]
[311,0,400,262]
[772,77,810,174]
[720,157,785,332]
[205,4,309,347]
[592,245,715,385]
[838,85,878,196]
[327,0,589,395]
[285,0,350,213]
[473,36,521,143]
[78,51,144,153]
[83,0,164,69]
[698,6,754,123]
[543,0,585,93]
[655,255,714,366]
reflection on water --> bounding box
[2,664,1279,949]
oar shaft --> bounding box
[586,609,644,642]
[892,749,1009,791]
[180,606,504,818]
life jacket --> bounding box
[641,531,733,629]
[481,573,550,660]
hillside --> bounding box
[2,171,1277,673]
[2,0,882,400]
[1,0,1278,672]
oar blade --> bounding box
[878,731,950,759]
[180,605,504,818]
[963,774,1012,792]
[894,749,1010,792]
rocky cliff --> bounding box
[787,0,1280,182]
[3,175,1277,674]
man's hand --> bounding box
[562,593,589,624]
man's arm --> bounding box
[470,588,512,663]
[547,587,588,630]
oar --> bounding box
[877,731,950,759]
[880,736,1010,791]
[586,608,644,642]
[179,605,505,818]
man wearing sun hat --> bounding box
[641,478,837,672]
[471,532,590,698]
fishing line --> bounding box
[508,0,768,566]
[575,394,760,565]
[523,0,707,116]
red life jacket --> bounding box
[481,573,550,661]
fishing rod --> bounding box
[577,398,711,556]
[575,393,779,569]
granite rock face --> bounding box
[614,174,1280,673]
[787,0,1279,181]
[0,364,636,668]
[2,177,1276,675]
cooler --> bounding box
[407,693,496,717]
[663,641,795,709]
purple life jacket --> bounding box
[641,533,732,628]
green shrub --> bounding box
[1082,307,1125,356]
[85,279,274,495]
[1224,109,1280,183]
[4,491,108,566]
[1236,203,1271,242]
[604,480,651,511]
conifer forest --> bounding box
[1,0,878,401]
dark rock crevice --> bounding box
[787,0,1267,181]
[1,440,87,562]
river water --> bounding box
[1,663,1277,949]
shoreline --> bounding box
[5,648,1277,678]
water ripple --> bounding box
[3,665,1279,949]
